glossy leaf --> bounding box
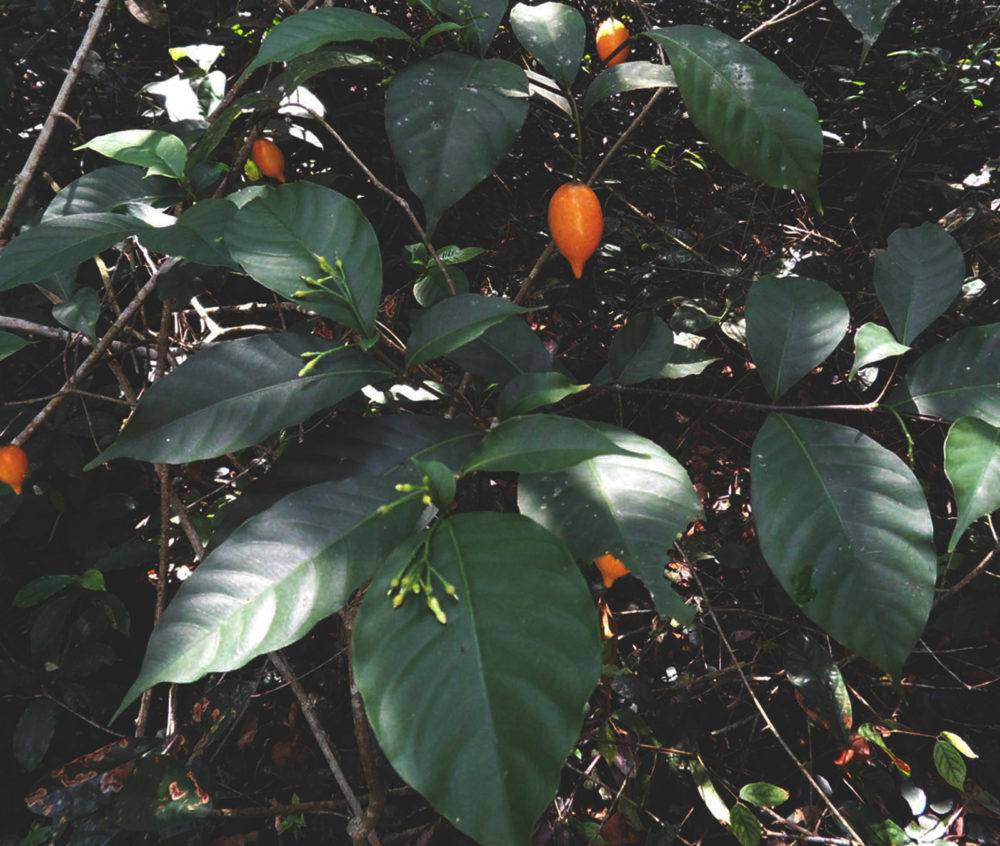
[224,182,383,337]
[0,213,146,293]
[76,130,187,180]
[42,165,182,220]
[386,53,528,231]
[849,322,910,381]
[447,315,554,384]
[739,783,790,808]
[354,512,601,846]
[933,739,966,790]
[437,0,506,54]
[746,276,849,399]
[944,416,1000,551]
[243,8,409,76]
[608,311,675,385]
[832,0,904,62]
[729,803,762,846]
[510,2,584,90]
[14,698,58,770]
[784,630,852,744]
[496,372,587,418]
[751,414,936,676]
[873,223,965,345]
[406,294,531,368]
[463,414,641,474]
[116,475,424,717]
[87,335,388,466]
[647,26,822,208]
[582,62,676,113]
[888,323,1000,425]
[518,423,703,622]
[139,199,239,269]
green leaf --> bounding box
[832,0,904,63]
[745,276,849,399]
[42,165,183,220]
[739,782,790,808]
[447,315,554,384]
[243,8,409,77]
[933,738,967,790]
[582,62,676,113]
[939,731,977,759]
[139,199,239,269]
[87,335,388,466]
[52,287,101,345]
[406,294,532,368]
[518,423,703,622]
[751,414,936,676]
[647,25,822,208]
[354,512,601,846]
[0,213,146,293]
[729,803,762,846]
[414,265,470,307]
[849,322,910,381]
[386,53,528,232]
[76,130,188,180]
[463,414,642,474]
[873,223,965,345]
[224,182,382,337]
[109,754,211,830]
[689,755,730,824]
[784,630,852,744]
[496,372,587,418]
[437,0,506,54]
[608,311,675,385]
[13,575,78,608]
[115,475,424,718]
[888,323,1000,425]
[510,2,585,90]
[13,698,58,771]
[0,331,31,362]
[944,416,1000,551]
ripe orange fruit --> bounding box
[548,182,603,279]
[594,553,629,588]
[0,444,29,495]
[596,18,629,67]
[251,138,286,183]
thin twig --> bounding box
[934,542,1000,608]
[0,0,115,240]
[0,316,158,358]
[615,384,880,415]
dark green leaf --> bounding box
[116,475,424,718]
[42,166,182,220]
[832,0,904,63]
[739,782,790,808]
[0,331,31,362]
[109,754,211,830]
[496,372,587,418]
[518,423,703,622]
[406,294,532,368]
[13,575,78,608]
[386,53,528,231]
[745,276,849,399]
[243,8,409,77]
[784,630,852,744]
[888,323,1000,425]
[647,26,822,208]
[412,458,456,509]
[582,62,676,113]
[751,414,936,676]
[849,322,910,381]
[87,335,388,466]
[354,512,600,846]
[447,315,554,383]
[52,288,101,345]
[76,130,187,180]
[608,311,675,385]
[463,415,642,474]
[437,0,506,54]
[729,803,762,846]
[944,416,1000,551]
[139,198,239,268]
[413,265,470,307]
[13,698,58,770]
[933,739,966,790]
[510,2,585,90]
[873,223,965,345]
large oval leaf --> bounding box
[518,423,703,621]
[243,8,410,77]
[647,25,822,208]
[832,0,903,63]
[224,182,382,337]
[42,165,183,219]
[944,416,1000,552]
[510,1,585,90]
[447,315,555,384]
[751,414,936,676]
[87,335,389,466]
[745,275,849,399]
[385,52,529,232]
[353,512,601,846]
[0,213,146,293]
[139,198,239,269]
[888,323,1000,425]
[115,475,424,718]
[582,63,676,113]
[873,223,965,345]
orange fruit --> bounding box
[596,18,629,67]
[548,182,603,278]
[594,553,629,588]
[0,444,29,495]
[251,138,286,183]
